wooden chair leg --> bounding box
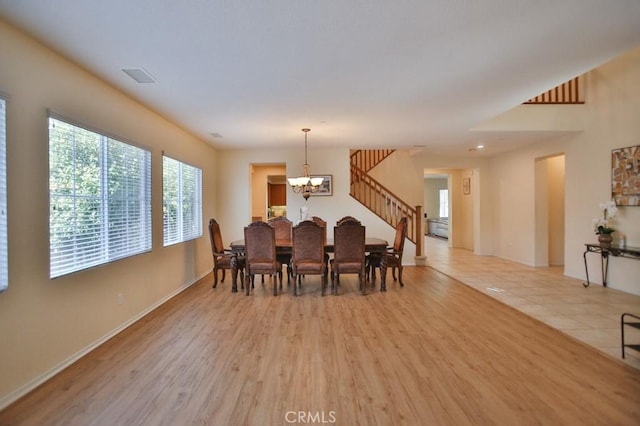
[273,273,279,296]
[293,273,298,296]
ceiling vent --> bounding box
[122,68,157,83]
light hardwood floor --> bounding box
[1,243,640,425]
[424,237,640,370]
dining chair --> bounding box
[331,220,366,295]
[367,217,407,286]
[291,220,327,296]
[336,215,361,226]
[311,216,327,241]
[243,221,282,296]
[268,216,293,285]
[208,218,245,290]
[311,216,330,263]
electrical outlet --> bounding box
[117,293,124,305]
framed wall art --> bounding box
[611,144,640,206]
[463,177,471,195]
[311,175,332,196]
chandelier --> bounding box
[287,128,324,200]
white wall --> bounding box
[412,48,640,294]
[217,147,417,264]
[0,20,218,406]
[489,48,640,294]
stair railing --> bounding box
[350,163,422,256]
[350,149,395,174]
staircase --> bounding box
[350,150,423,256]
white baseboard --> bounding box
[0,272,207,411]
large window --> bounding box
[49,116,151,278]
[163,155,202,246]
[439,189,449,218]
[0,97,7,291]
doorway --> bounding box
[423,174,449,240]
[250,164,286,222]
[534,154,565,267]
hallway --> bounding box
[423,237,640,369]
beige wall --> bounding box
[2,14,639,410]
[0,20,218,406]
[216,147,418,265]
[368,149,424,207]
[487,48,640,294]
[547,155,565,266]
[457,169,475,251]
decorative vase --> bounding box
[597,233,613,246]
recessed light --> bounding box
[476,144,485,149]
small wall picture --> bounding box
[311,175,332,196]
[463,177,471,195]
[612,144,640,206]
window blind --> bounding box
[0,98,7,291]
[163,155,202,246]
[49,117,151,278]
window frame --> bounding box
[48,113,152,278]
[162,154,203,247]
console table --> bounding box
[583,243,640,288]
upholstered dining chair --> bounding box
[310,216,327,241]
[336,215,361,226]
[331,220,366,295]
[244,221,282,296]
[367,217,408,286]
[291,221,327,296]
[311,216,330,263]
[268,216,293,285]
[208,218,245,290]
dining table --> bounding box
[228,237,389,293]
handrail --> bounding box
[524,76,584,104]
[350,149,395,173]
[350,163,422,256]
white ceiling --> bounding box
[1,1,640,156]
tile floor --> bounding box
[423,236,640,370]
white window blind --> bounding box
[0,98,7,291]
[439,189,449,218]
[163,155,202,246]
[49,116,151,278]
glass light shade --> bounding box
[287,176,309,186]
[309,177,324,186]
